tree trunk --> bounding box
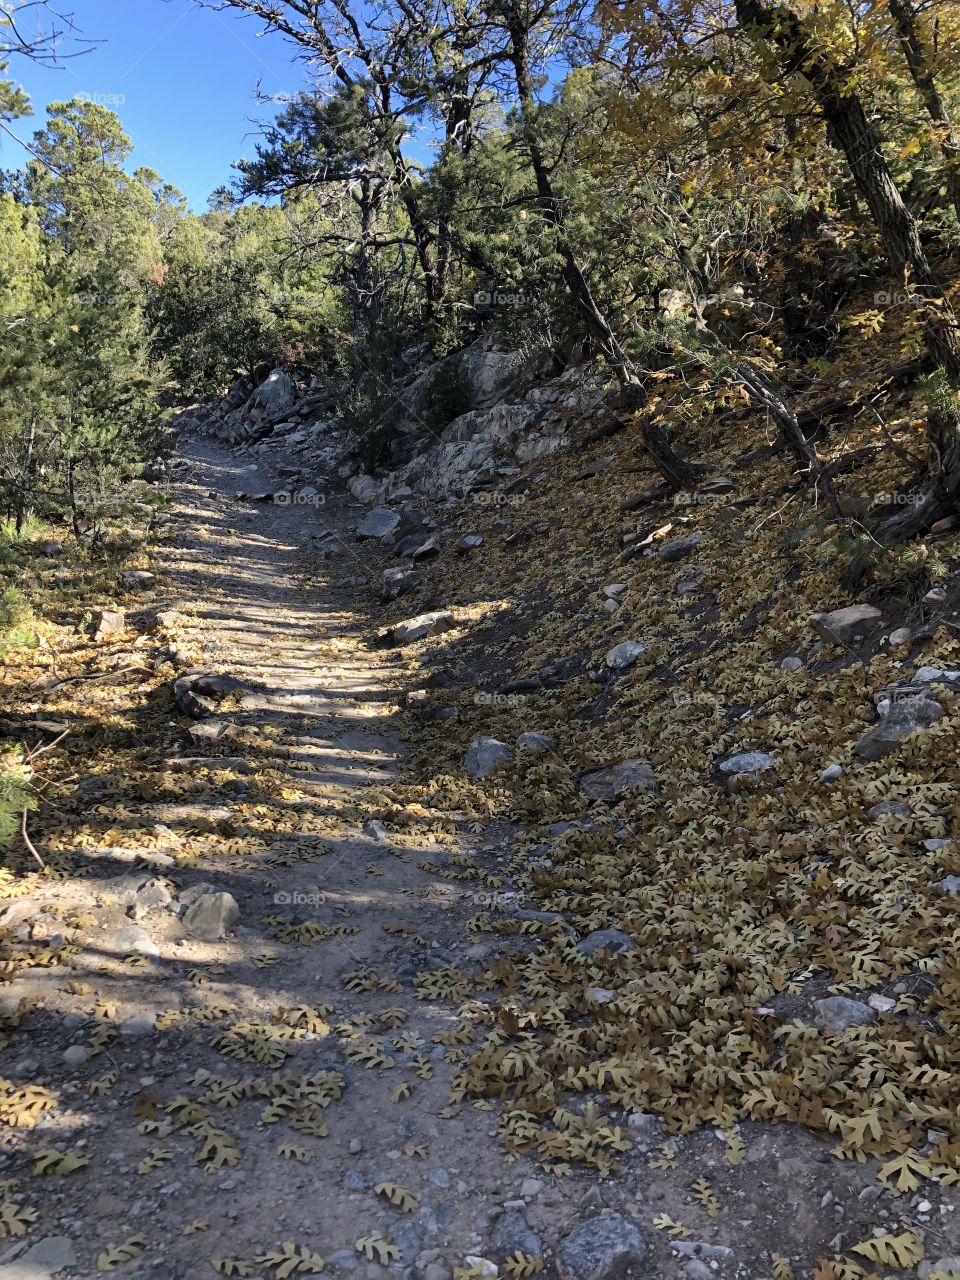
[888,0,960,224]
[736,0,960,549]
[503,5,702,489]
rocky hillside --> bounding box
[2,320,960,1279]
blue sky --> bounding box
[2,0,299,207]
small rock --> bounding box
[867,800,913,820]
[868,994,896,1013]
[516,732,553,754]
[120,1011,157,1037]
[719,751,776,776]
[605,641,646,671]
[854,692,943,761]
[428,1168,451,1189]
[465,736,511,779]
[888,627,912,646]
[585,987,617,1005]
[684,1265,713,1280]
[363,820,392,844]
[388,612,455,645]
[626,1113,663,1139]
[520,1178,544,1199]
[933,876,960,896]
[356,507,401,540]
[457,535,484,553]
[914,665,960,684]
[463,1261,496,1280]
[182,891,240,941]
[3,1236,78,1273]
[87,609,126,642]
[349,1137,363,1155]
[818,764,844,782]
[580,760,657,801]
[382,566,423,602]
[63,1045,90,1068]
[490,1207,542,1263]
[119,570,156,590]
[920,1259,960,1280]
[780,656,803,671]
[576,929,635,957]
[556,1213,646,1280]
[809,604,882,644]
[103,925,158,957]
[816,996,877,1030]
[658,533,702,562]
[923,587,948,605]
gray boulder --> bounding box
[0,1235,78,1277]
[103,925,158,957]
[867,800,913,820]
[580,759,657,801]
[556,1214,646,1280]
[388,612,456,645]
[382,566,423,602]
[357,507,401,540]
[516,732,553,755]
[658,533,702,562]
[854,692,943,761]
[816,996,876,1030]
[490,1207,542,1263]
[605,641,646,671]
[249,368,297,420]
[719,751,776,776]
[809,604,882,644]
[465,736,511,779]
[576,929,635,957]
[87,609,125,642]
[118,570,155,590]
[182,891,239,941]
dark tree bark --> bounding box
[501,2,703,489]
[736,0,960,550]
[888,0,960,224]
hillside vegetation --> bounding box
[4,0,960,1276]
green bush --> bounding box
[0,587,35,657]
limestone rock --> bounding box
[387,612,455,645]
[605,641,646,671]
[854,692,943,761]
[465,736,510,779]
[580,760,657,801]
[88,609,125,642]
[556,1214,646,1280]
[809,604,882,644]
[382,566,423,602]
[182,891,239,941]
[356,507,401,540]
[719,751,776,776]
[576,929,635,957]
[816,996,876,1030]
